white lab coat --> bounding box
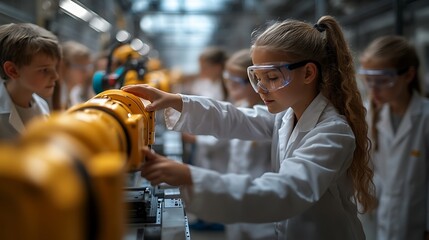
[368,92,429,240]
[189,77,228,173]
[164,93,364,240]
[193,135,230,173]
[226,123,276,240]
[0,80,50,141]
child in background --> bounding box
[223,49,275,239]
[0,23,61,140]
[181,46,229,167]
[358,35,429,240]
[184,46,230,231]
[123,15,375,239]
[190,46,228,100]
[59,40,94,109]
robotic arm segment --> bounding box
[0,89,155,239]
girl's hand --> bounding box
[182,132,196,144]
[140,146,192,186]
[121,84,183,112]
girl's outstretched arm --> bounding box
[141,146,192,186]
[122,84,183,112]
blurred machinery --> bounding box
[92,41,170,94]
[0,90,188,240]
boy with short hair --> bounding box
[0,23,61,140]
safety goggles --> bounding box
[247,60,312,93]
[358,68,407,89]
[223,71,249,85]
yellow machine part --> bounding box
[0,89,154,240]
[0,143,87,240]
[0,142,126,240]
[124,68,171,93]
[146,58,162,71]
[112,44,141,64]
[110,43,171,92]
[67,89,155,171]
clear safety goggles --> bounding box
[357,68,407,89]
[223,71,249,85]
[247,60,312,93]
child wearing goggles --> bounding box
[222,49,275,239]
[357,68,409,89]
[247,60,317,93]
[359,35,429,240]
[123,15,374,240]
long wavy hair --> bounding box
[251,16,376,212]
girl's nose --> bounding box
[256,81,269,94]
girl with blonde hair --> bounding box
[123,15,375,239]
[359,35,429,240]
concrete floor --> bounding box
[190,230,225,240]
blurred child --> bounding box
[183,46,230,231]
[59,40,94,109]
[223,49,275,239]
[0,23,61,140]
[190,46,228,100]
[182,46,230,169]
[359,35,429,240]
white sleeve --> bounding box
[164,95,275,141]
[181,121,356,224]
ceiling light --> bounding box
[59,0,92,21]
[89,16,111,32]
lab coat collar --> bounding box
[282,93,329,158]
[377,106,394,139]
[0,80,26,133]
[393,91,424,145]
[282,93,328,131]
[0,80,11,114]
[296,93,329,132]
[8,103,25,133]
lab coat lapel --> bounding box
[391,92,420,147]
[377,105,394,140]
[0,80,25,134]
[282,93,328,160]
[9,105,25,134]
[278,108,295,165]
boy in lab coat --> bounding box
[0,23,61,140]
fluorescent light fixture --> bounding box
[139,43,151,56]
[59,0,112,33]
[130,38,144,51]
[89,16,112,32]
[59,0,92,21]
[116,30,131,42]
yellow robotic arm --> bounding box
[0,89,155,240]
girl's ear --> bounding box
[404,66,416,84]
[303,62,318,84]
[3,61,20,80]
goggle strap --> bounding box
[397,67,409,75]
[288,60,320,70]
[358,67,409,76]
